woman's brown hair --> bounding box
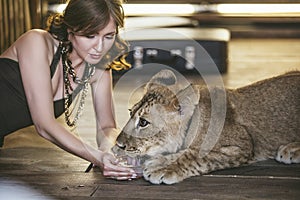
[47,0,130,70]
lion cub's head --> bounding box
[113,70,200,158]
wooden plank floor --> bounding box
[1,38,300,199]
[0,147,300,199]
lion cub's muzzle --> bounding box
[111,132,141,157]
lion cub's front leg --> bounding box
[276,142,300,164]
[143,148,217,184]
[143,149,197,184]
[143,145,252,184]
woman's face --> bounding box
[69,17,117,65]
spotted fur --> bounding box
[113,70,300,184]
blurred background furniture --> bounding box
[0,0,48,53]
[2,0,300,54]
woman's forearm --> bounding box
[96,127,120,152]
[35,121,103,166]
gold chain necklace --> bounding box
[60,42,96,127]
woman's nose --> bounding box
[94,38,103,52]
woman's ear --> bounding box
[67,29,74,40]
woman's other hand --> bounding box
[100,152,138,180]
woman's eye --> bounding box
[138,118,150,128]
[86,35,95,39]
[105,34,116,40]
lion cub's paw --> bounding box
[143,157,181,184]
[276,142,300,164]
[143,166,182,185]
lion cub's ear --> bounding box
[146,69,177,91]
[175,85,200,115]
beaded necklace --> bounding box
[60,41,95,127]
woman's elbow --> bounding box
[33,119,56,141]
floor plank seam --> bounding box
[89,185,100,197]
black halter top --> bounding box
[0,44,88,142]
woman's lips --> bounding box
[89,53,102,59]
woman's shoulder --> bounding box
[18,29,55,48]
[2,29,58,61]
[25,28,48,35]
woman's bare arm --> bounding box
[91,69,137,179]
[15,30,103,166]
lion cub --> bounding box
[113,70,300,184]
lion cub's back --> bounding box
[229,71,300,159]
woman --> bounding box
[0,0,135,180]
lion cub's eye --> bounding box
[138,117,150,127]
